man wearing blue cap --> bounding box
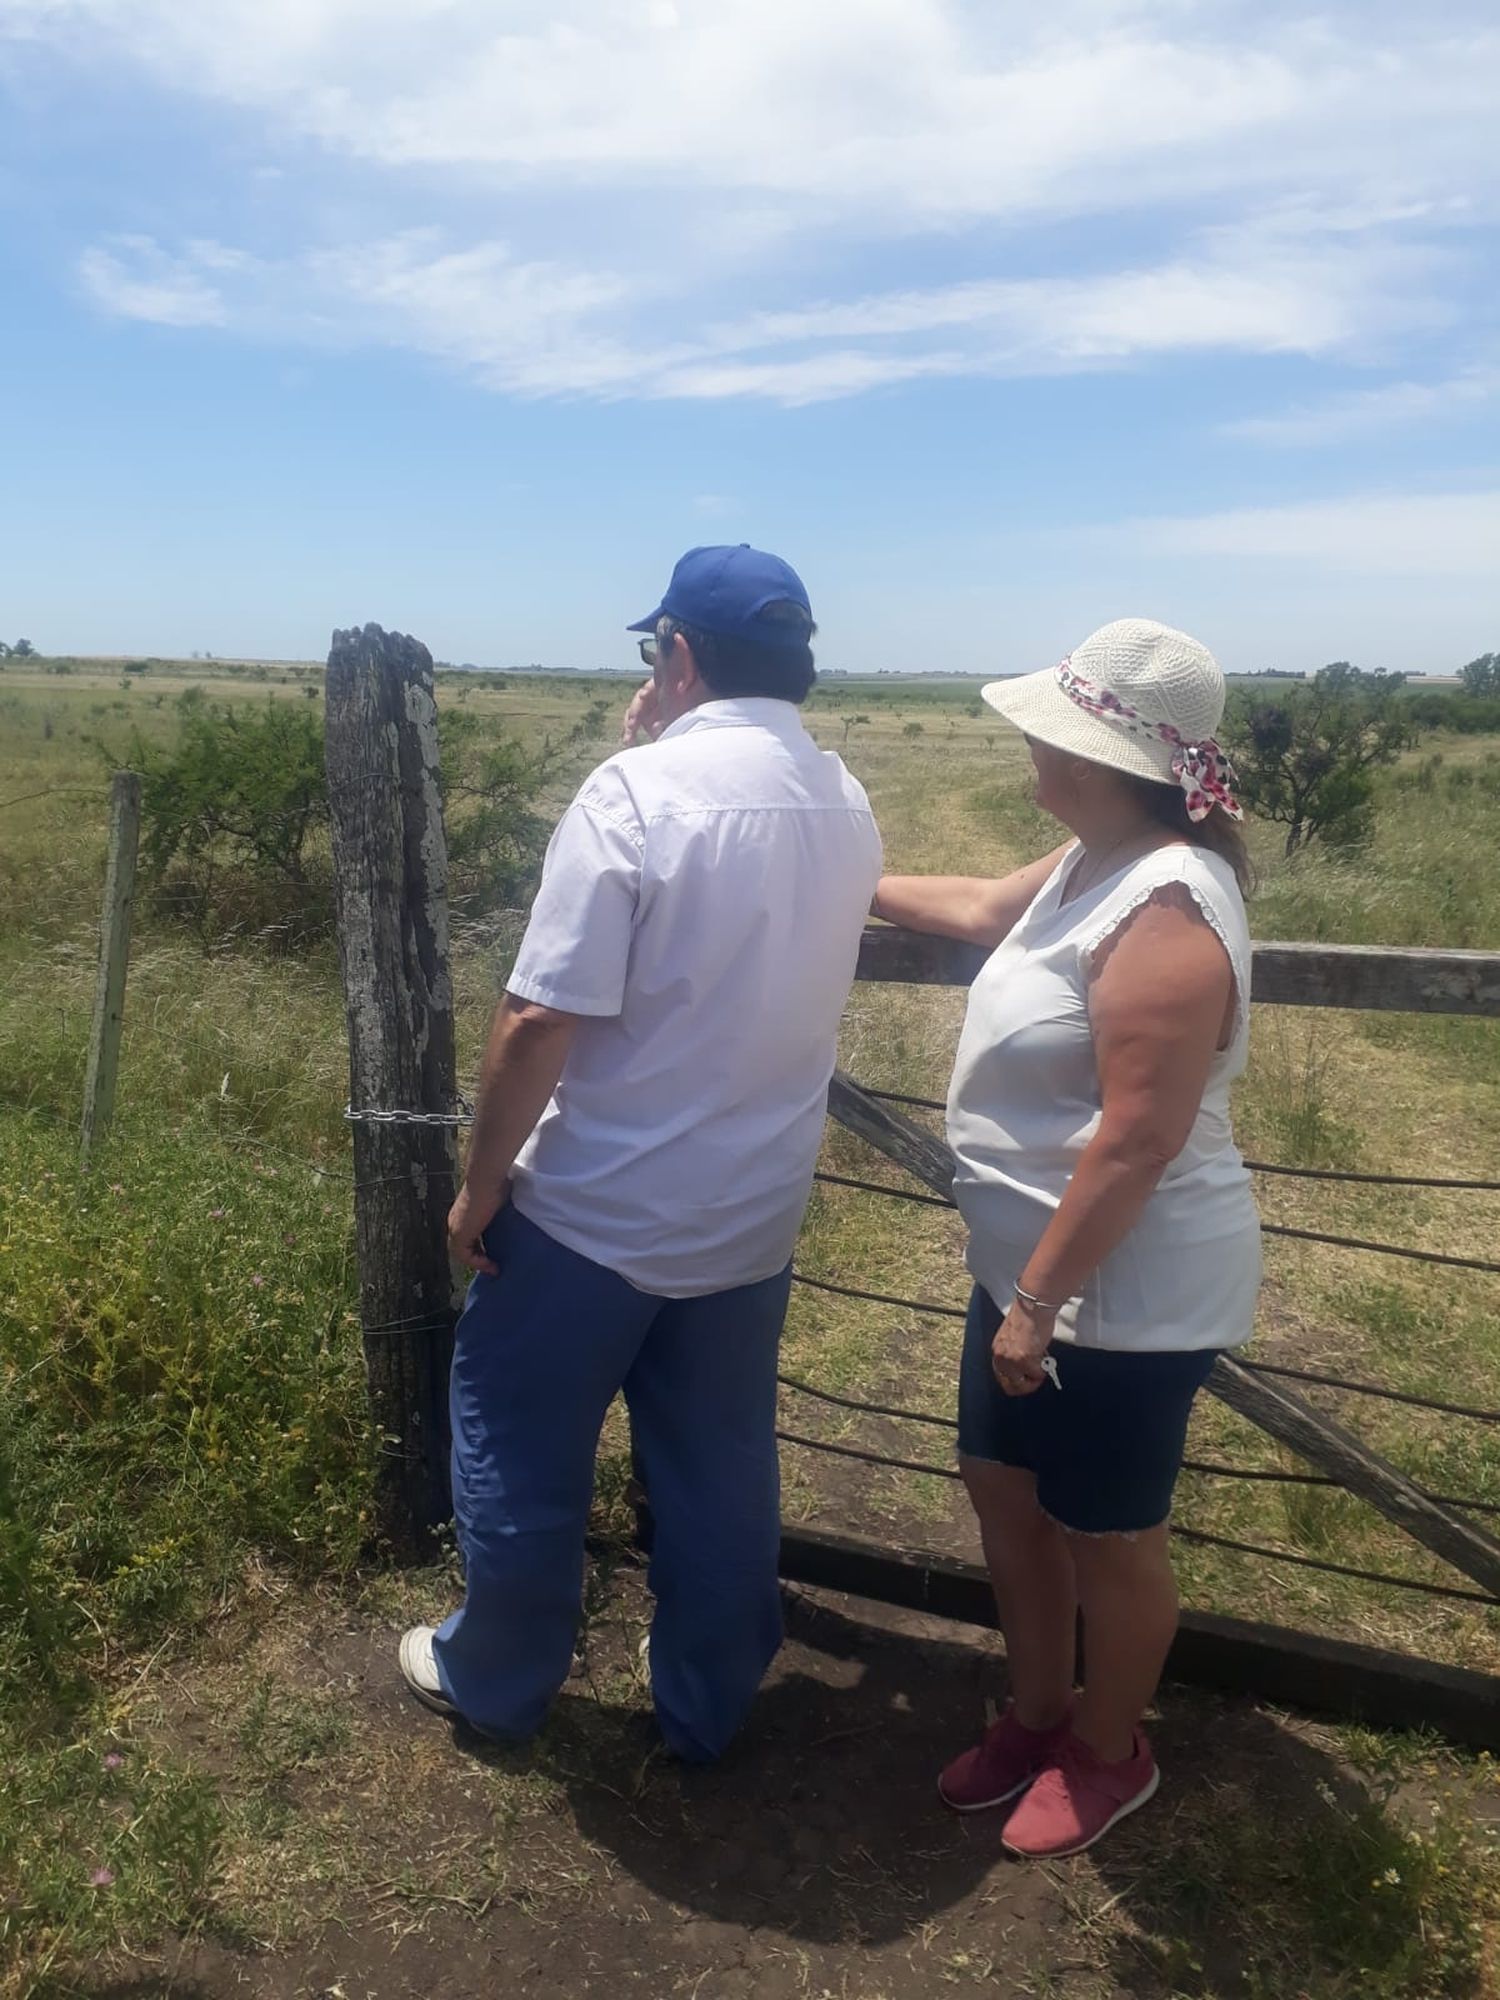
[400,546,882,1760]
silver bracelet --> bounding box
[1013,1283,1066,1314]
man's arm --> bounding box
[447,995,581,1274]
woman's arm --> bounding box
[992,887,1234,1391]
[873,842,1072,947]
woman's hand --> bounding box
[991,1296,1055,1396]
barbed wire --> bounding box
[815,1169,956,1210]
[777,1427,959,1482]
[1168,1525,1499,1607]
[788,1272,1500,1426]
[1260,1220,1500,1275]
[813,1163,1500,1274]
[1240,1359,1500,1425]
[792,1270,968,1318]
[774,1429,1499,1606]
[779,1371,958,1428]
[0,784,106,812]
[856,1085,1500,1193]
[773,1374,1500,1513]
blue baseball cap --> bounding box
[627,544,813,648]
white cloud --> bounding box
[1125,490,1500,576]
[7,1,1500,225]
[727,219,1441,362]
[76,235,228,325]
[1224,366,1500,446]
[72,213,1441,404]
[16,2,1499,403]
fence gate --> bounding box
[772,931,1500,1749]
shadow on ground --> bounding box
[84,1569,1491,2000]
[455,1582,1379,1996]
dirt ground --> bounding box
[82,1538,1498,2000]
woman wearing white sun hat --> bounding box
[873,618,1261,1861]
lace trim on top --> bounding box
[1077,869,1249,1046]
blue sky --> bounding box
[3,1,1497,675]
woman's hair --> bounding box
[1120,771,1256,897]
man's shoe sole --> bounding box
[1002,1763,1161,1858]
[402,1675,461,1721]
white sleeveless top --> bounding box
[946,841,1261,1352]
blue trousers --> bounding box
[432,1205,791,1761]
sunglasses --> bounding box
[637,623,680,671]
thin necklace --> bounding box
[1065,826,1164,902]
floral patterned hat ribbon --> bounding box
[1055,660,1243,823]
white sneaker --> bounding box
[399,1625,459,1720]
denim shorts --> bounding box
[957,1285,1219,1534]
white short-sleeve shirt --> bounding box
[507,697,883,1297]
[946,842,1262,1351]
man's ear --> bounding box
[671,633,705,699]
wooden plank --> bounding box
[855,923,1500,1016]
[1209,1355,1500,1600]
[774,1523,1500,1749]
[1251,940,1500,1015]
[854,926,990,989]
[326,623,462,1554]
[80,769,142,1166]
[824,1071,1500,1598]
[827,1070,955,1196]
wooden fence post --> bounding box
[80,769,142,1166]
[325,623,461,1555]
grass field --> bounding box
[2,656,1498,1998]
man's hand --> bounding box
[447,1179,509,1277]
[621,677,663,747]
[991,1298,1054,1396]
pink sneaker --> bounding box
[938,1705,1073,1814]
[1002,1729,1159,1858]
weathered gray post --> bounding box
[325,624,461,1553]
[80,769,142,1166]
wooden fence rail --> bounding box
[856,924,1500,1014]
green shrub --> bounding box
[0,1113,372,1706]
[1225,665,1418,856]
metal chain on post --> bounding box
[344,1097,474,1129]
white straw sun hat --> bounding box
[981,617,1242,821]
